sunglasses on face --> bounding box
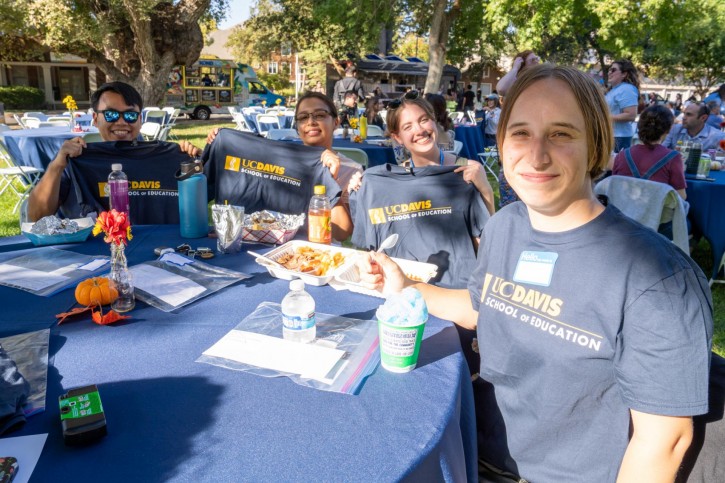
[388,90,421,109]
[295,110,331,124]
[100,109,140,123]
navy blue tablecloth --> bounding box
[687,170,725,279]
[454,125,485,160]
[1,226,477,482]
[1,127,100,169]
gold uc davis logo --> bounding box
[225,155,241,171]
[368,208,386,225]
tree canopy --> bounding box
[1,0,229,106]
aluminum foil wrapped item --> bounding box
[242,210,305,245]
[30,216,80,235]
[212,204,245,254]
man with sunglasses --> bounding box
[28,82,197,222]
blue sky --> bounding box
[218,1,254,29]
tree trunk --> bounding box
[86,0,210,107]
[424,0,460,94]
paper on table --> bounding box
[203,330,345,382]
[0,433,48,483]
[130,264,206,307]
[77,258,110,271]
[0,264,69,291]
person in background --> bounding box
[495,50,540,97]
[705,100,724,129]
[357,64,712,483]
[481,94,501,148]
[333,65,364,107]
[338,91,359,128]
[462,84,476,111]
[605,59,640,152]
[673,93,684,117]
[663,102,725,152]
[311,80,325,94]
[424,93,455,151]
[364,97,385,129]
[703,84,725,115]
[372,86,385,99]
[28,81,170,221]
[202,74,213,87]
[613,105,686,199]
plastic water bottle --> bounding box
[108,163,130,215]
[308,185,331,244]
[176,158,209,238]
[281,280,316,343]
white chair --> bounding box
[365,125,385,138]
[449,111,465,123]
[144,109,167,126]
[12,114,27,129]
[0,139,44,213]
[230,109,253,132]
[450,140,464,155]
[22,117,43,129]
[140,122,162,141]
[162,107,181,140]
[467,110,477,123]
[594,175,690,254]
[45,116,71,126]
[24,112,47,121]
[255,114,281,137]
[265,107,286,114]
[335,147,369,169]
[266,128,300,140]
[477,150,499,179]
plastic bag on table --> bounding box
[0,247,109,296]
[129,251,251,312]
[0,329,49,426]
[197,302,380,395]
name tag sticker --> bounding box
[513,251,558,287]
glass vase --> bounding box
[110,243,135,312]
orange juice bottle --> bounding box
[308,185,331,244]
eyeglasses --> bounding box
[295,110,331,124]
[100,109,140,123]
[388,90,421,110]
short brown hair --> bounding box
[386,97,436,135]
[496,64,613,180]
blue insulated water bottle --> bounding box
[176,158,209,238]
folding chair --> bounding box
[365,125,385,138]
[477,150,499,179]
[12,114,27,129]
[445,140,464,156]
[140,122,162,141]
[255,114,281,137]
[0,139,44,213]
[162,107,181,140]
[266,128,300,140]
[335,147,368,169]
[230,110,254,132]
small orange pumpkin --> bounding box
[75,277,118,307]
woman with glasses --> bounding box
[606,59,640,152]
[357,65,712,482]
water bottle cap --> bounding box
[112,163,123,171]
[176,159,203,180]
[314,185,326,195]
[290,279,305,291]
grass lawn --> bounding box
[1,119,723,355]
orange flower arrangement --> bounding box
[93,209,132,246]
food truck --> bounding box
[165,58,285,120]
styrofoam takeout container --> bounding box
[335,257,438,298]
[21,217,94,246]
[252,240,357,286]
